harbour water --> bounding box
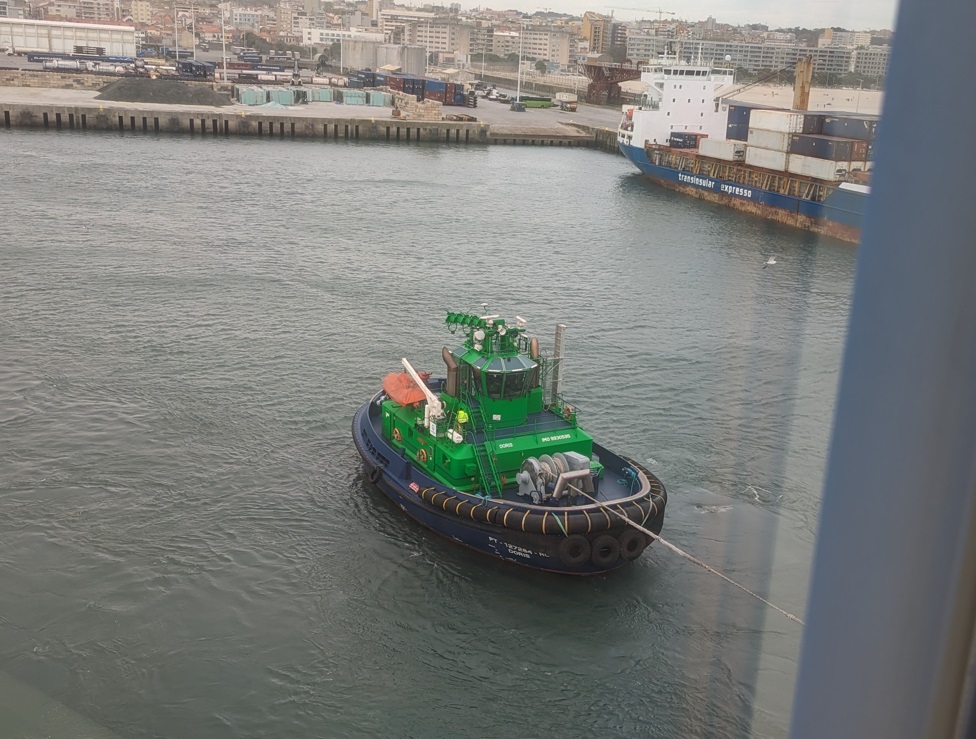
[0,129,855,738]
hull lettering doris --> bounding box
[352,312,667,574]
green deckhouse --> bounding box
[380,311,604,496]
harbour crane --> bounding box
[604,6,676,20]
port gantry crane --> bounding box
[603,6,676,21]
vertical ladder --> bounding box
[472,403,503,496]
[473,441,502,497]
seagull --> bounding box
[763,257,777,269]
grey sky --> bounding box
[477,1,900,31]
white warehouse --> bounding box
[1,18,136,57]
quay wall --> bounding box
[1,101,597,148]
[0,101,495,143]
[0,73,601,148]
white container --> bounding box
[749,109,806,134]
[747,127,791,151]
[786,154,851,181]
[699,138,746,161]
[745,146,789,171]
[555,92,578,103]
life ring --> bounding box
[563,405,573,419]
[590,534,620,567]
[618,528,648,561]
[558,535,591,567]
[367,465,382,484]
[416,448,428,464]
[392,427,402,442]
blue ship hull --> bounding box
[352,395,667,575]
[619,141,866,242]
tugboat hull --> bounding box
[353,398,667,575]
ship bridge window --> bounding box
[485,372,504,399]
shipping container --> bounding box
[727,104,753,125]
[788,134,855,161]
[749,109,807,134]
[699,138,746,161]
[821,115,878,141]
[801,113,826,135]
[726,122,749,141]
[747,128,791,151]
[850,139,868,161]
[425,90,446,103]
[426,79,447,93]
[669,131,704,149]
[745,147,789,171]
[786,154,852,181]
[453,92,466,106]
[358,70,376,86]
[388,75,403,91]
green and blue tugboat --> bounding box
[352,310,667,574]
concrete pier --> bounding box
[0,76,622,150]
[0,100,491,144]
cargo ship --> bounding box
[617,60,877,243]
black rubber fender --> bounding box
[590,533,620,566]
[619,528,648,561]
[367,465,382,484]
[557,535,591,567]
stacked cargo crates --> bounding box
[340,89,367,105]
[235,86,269,106]
[424,79,447,103]
[267,87,298,105]
[669,131,708,149]
[739,109,876,180]
[306,86,334,103]
[367,90,392,106]
[726,103,773,141]
[699,139,746,161]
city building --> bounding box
[819,29,872,48]
[0,0,28,19]
[851,45,890,78]
[302,27,383,45]
[0,17,136,54]
[128,0,150,25]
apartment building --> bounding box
[129,0,150,25]
[851,45,890,77]
[0,0,27,19]
[819,29,872,48]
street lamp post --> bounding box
[515,20,523,103]
[220,9,227,82]
[174,2,178,60]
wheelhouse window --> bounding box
[503,371,527,399]
[485,372,504,399]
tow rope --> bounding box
[573,486,806,626]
